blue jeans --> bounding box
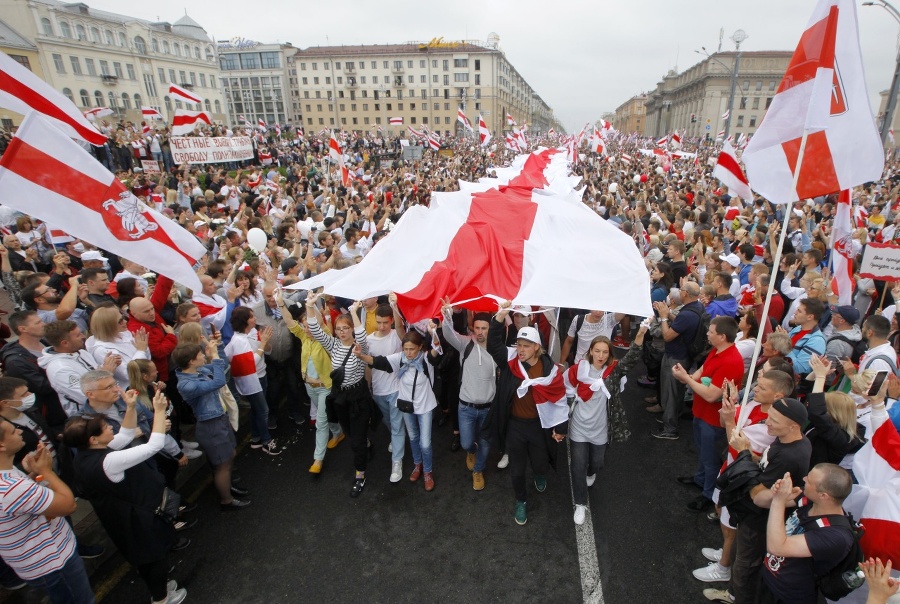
[457,402,491,472]
[24,551,95,604]
[570,440,607,506]
[247,376,271,444]
[307,384,341,460]
[693,418,726,500]
[403,409,433,472]
[373,392,406,463]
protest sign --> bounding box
[860,243,900,282]
[170,136,253,164]
[141,160,161,173]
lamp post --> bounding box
[695,29,748,141]
[864,0,900,146]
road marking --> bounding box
[566,440,604,604]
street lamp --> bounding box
[863,0,900,146]
[695,29,748,141]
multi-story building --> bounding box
[290,36,559,137]
[642,51,792,142]
[1,0,227,126]
[0,19,44,131]
[218,40,299,127]
[612,94,647,135]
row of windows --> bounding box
[40,17,215,61]
[298,73,481,86]
[61,86,223,115]
[743,80,778,92]
[219,52,282,71]
[224,76,281,88]
[51,53,217,89]
[299,58,482,71]
[304,116,457,127]
[304,102,475,113]
[738,96,774,110]
[297,88,481,102]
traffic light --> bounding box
[691,113,697,123]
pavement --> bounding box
[1,354,732,604]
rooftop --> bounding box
[0,20,36,51]
[43,0,211,41]
[293,40,497,58]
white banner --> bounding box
[140,160,161,173]
[170,136,253,164]
[860,243,900,282]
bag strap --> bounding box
[338,346,354,368]
[410,368,419,399]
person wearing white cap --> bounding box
[719,254,742,299]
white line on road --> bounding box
[566,440,604,604]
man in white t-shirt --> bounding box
[219,175,240,211]
[560,310,625,364]
[367,298,408,483]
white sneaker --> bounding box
[390,461,402,483]
[183,448,203,460]
[181,441,199,449]
[166,580,178,593]
[152,587,187,604]
[573,504,587,525]
[586,474,596,487]
[388,443,393,453]
[702,588,733,603]
[702,547,723,562]
[693,562,731,583]
[497,453,509,469]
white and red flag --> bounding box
[669,132,682,149]
[722,110,730,120]
[548,128,556,136]
[742,0,884,204]
[83,107,113,121]
[407,125,426,139]
[427,132,440,151]
[389,116,403,125]
[830,190,856,304]
[717,129,726,139]
[257,118,266,130]
[457,108,473,132]
[0,112,206,290]
[890,128,896,146]
[168,83,202,105]
[506,113,516,127]
[171,109,211,135]
[141,106,162,120]
[509,351,568,428]
[713,139,753,201]
[328,130,344,165]
[655,135,668,148]
[853,204,869,228]
[0,50,106,145]
[478,114,491,146]
[620,153,632,165]
[142,122,150,135]
[47,225,74,245]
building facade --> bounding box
[0,19,44,131]
[612,94,646,135]
[2,0,227,126]
[218,40,298,127]
[290,36,560,137]
[642,51,792,142]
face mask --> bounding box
[73,242,85,253]
[12,393,36,411]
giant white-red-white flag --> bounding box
[168,83,203,105]
[0,51,106,145]
[830,189,855,304]
[171,109,211,135]
[0,113,206,290]
[713,139,753,201]
[478,114,491,147]
[742,0,884,203]
[457,108,473,132]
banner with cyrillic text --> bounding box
[170,136,253,164]
[860,243,900,282]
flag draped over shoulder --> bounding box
[0,112,206,290]
[713,140,753,201]
[741,0,884,203]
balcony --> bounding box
[179,82,194,89]
[392,78,405,87]
[346,78,358,88]
[100,74,118,85]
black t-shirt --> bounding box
[670,260,688,284]
[744,437,812,530]
[762,502,854,604]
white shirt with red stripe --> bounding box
[224,330,265,395]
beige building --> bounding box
[219,41,299,127]
[612,94,646,134]
[642,51,792,142]
[0,19,44,131]
[0,0,227,126]
[290,36,560,137]
[877,89,900,145]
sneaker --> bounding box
[687,496,714,512]
[586,474,596,487]
[230,485,250,498]
[249,440,263,449]
[650,428,679,440]
[350,477,366,498]
[472,471,485,491]
[466,452,476,471]
[388,442,393,453]
[702,547,723,562]
[174,517,197,532]
[423,472,435,492]
[183,448,203,460]
[260,440,282,456]
[220,499,251,511]
[497,453,509,469]
[693,562,731,582]
[637,376,657,388]
[155,587,187,604]
[707,511,721,523]
[327,433,345,449]
[645,403,663,413]
[267,420,277,430]
[450,434,461,452]
[171,536,191,551]
[573,504,587,525]
[166,580,178,593]
[514,500,527,525]
[178,502,198,514]
[181,441,199,449]
[677,475,701,487]
[611,336,629,349]
[534,475,547,493]
[390,461,402,483]
[309,460,323,474]
[702,588,734,603]
[77,543,105,559]
[409,463,423,482]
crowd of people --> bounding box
[0,119,898,604]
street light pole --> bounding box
[696,29,747,142]
[864,0,900,146]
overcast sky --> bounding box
[88,0,899,132]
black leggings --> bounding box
[506,417,550,502]
[334,381,372,473]
[137,558,169,601]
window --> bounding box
[194,47,201,60]
[210,76,216,88]
[52,54,65,73]
[75,25,86,40]
[443,75,449,85]
[737,115,744,127]
[444,103,449,110]
[79,89,90,106]
[360,76,366,84]
[474,102,480,110]
[475,74,480,85]
[765,97,773,109]
[313,77,319,85]
[304,91,309,98]
[323,62,329,69]
[393,60,402,70]
[739,97,747,110]
[433,75,438,83]
[364,117,370,125]
[443,60,449,71]
[118,33,126,47]
[420,75,426,83]
[751,97,760,110]
[169,69,176,83]
[85,58,96,76]
[386,103,392,111]
[134,36,147,54]
[41,18,53,36]
[474,59,480,70]
[162,41,170,54]
[70,56,82,75]
[315,91,321,98]
[62,88,73,103]
[373,76,378,84]
[174,43,182,57]
[59,21,71,38]
[325,77,331,84]
[769,80,777,91]
[352,117,358,125]
[200,73,206,88]
[408,75,413,83]
[411,116,416,124]
[121,93,130,109]
[755,81,762,91]
[454,58,468,68]
[339,103,345,111]
[104,30,114,45]
[432,60,438,68]
[742,80,749,91]
[206,46,215,61]
[317,104,323,111]
[240,53,260,69]
[133,94,141,108]
[90,27,100,43]
[383,61,388,69]
[94,90,104,106]
[749,116,757,127]
[407,60,413,68]
[220,54,238,70]
[113,62,123,78]
[205,99,211,112]
[179,71,186,84]
[152,38,159,53]
[312,62,317,70]
[454,73,469,82]
[164,95,172,113]
[421,89,426,99]
[261,52,280,69]
[398,103,403,110]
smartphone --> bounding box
[867,370,890,396]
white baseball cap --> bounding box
[81,250,107,262]
[719,253,740,267]
[516,326,541,345]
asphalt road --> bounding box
[4,356,730,604]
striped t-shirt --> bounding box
[0,470,76,580]
[308,317,369,388]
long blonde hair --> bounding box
[823,392,859,440]
[126,359,155,409]
[89,306,123,342]
[178,322,204,345]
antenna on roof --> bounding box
[674,46,679,72]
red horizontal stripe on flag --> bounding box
[860,518,900,567]
[230,351,257,377]
[872,420,900,471]
[716,152,749,186]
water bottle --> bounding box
[842,569,865,590]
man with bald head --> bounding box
[126,275,178,387]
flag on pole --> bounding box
[0,50,106,145]
[457,108,473,132]
[722,110,730,120]
[257,118,266,130]
[141,106,163,120]
[548,128,556,136]
[478,114,491,146]
[0,112,206,290]
[427,132,441,151]
[389,117,403,125]
[742,0,884,203]
[669,132,682,149]
[655,135,668,148]
[717,129,726,139]
[830,190,855,304]
[142,122,150,135]
[713,139,753,201]
[83,107,113,121]
[171,109,211,135]
[328,130,344,165]
[506,113,516,127]
[891,128,896,146]
[168,83,203,105]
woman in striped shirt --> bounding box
[305,293,373,497]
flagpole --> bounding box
[739,131,810,407]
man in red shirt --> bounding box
[672,317,746,512]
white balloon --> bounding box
[247,228,268,252]
[655,166,664,175]
[609,183,618,194]
[633,175,641,184]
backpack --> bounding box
[458,340,476,385]
[566,314,587,365]
[683,304,712,366]
[829,334,868,365]
[800,511,865,601]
